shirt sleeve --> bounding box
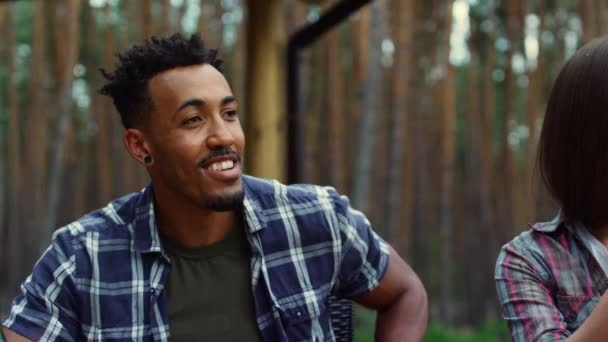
[327,188,390,299]
[2,229,80,341]
[495,243,570,342]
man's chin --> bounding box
[201,189,245,212]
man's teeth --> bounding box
[210,160,234,171]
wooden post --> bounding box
[245,0,285,181]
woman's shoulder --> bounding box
[496,215,578,283]
[501,214,570,256]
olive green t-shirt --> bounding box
[161,223,262,342]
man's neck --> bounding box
[152,184,237,248]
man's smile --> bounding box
[200,155,241,182]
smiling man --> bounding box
[2,34,427,342]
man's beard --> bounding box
[201,189,245,211]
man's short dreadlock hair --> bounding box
[99,33,223,128]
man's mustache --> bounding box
[198,148,241,167]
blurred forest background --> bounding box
[0,0,605,340]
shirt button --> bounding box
[296,311,302,317]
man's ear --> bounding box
[124,128,154,167]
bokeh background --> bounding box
[0,0,603,340]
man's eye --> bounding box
[183,116,201,125]
[224,110,238,118]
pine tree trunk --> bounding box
[464,15,483,323]
[0,3,6,279]
[96,3,115,204]
[45,0,82,232]
[0,5,4,29]
[199,0,209,38]
[438,0,455,324]
[351,1,382,212]
[162,0,171,34]
[7,3,24,295]
[502,0,521,233]
[524,0,545,225]
[387,0,414,257]
[346,7,369,194]
[122,0,137,197]
[595,0,607,34]
[26,0,48,252]
[142,0,153,39]
[326,28,345,192]
[579,0,596,43]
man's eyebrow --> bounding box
[221,96,237,106]
[173,98,205,118]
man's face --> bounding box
[144,64,245,211]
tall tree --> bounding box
[6,2,23,295]
[45,0,83,232]
[438,0,455,324]
[595,0,607,34]
[387,0,414,256]
[325,26,345,192]
[162,0,171,34]
[231,10,246,117]
[82,2,101,213]
[95,3,115,205]
[351,1,383,212]
[346,6,370,193]
[369,1,391,230]
[387,0,416,259]
[410,0,440,314]
[524,0,546,225]
[122,1,146,193]
[501,0,523,233]
[199,0,210,38]
[142,0,153,39]
[27,0,48,229]
[464,16,484,323]
[0,3,6,264]
[579,0,597,43]
[483,36,500,324]
[0,4,4,28]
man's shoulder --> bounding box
[243,175,341,205]
[52,189,144,244]
[242,176,356,238]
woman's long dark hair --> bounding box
[539,36,608,229]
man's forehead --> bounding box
[150,64,227,87]
[148,64,232,101]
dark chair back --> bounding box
[328,295,353,341]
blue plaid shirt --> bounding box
[3,176,389,341]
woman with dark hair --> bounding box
[496,36,608,341]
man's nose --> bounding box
[206,117,235,148]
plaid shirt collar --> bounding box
[529,210,565,233]
[132,175,269,255]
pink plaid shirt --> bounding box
[495,214,608,342]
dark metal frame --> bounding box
[286,0,373,184]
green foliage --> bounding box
[354,306,510,342]
[425,320,510,342]
[354,306,376,342]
